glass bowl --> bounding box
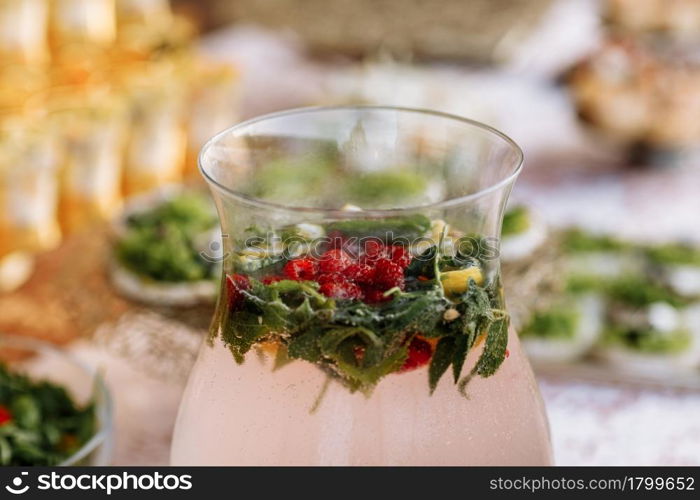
[0,334,113,466]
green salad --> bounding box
[0,363,96,466]
[115,193,218,282]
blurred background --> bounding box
[1,0,700,465]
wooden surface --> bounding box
[0,224,213,345]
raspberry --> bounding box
[0,405,11,426]
[388,245,411,268]
[319,280,362,300]
[363,239,384,259]
[226,273,250,310]
[344,263,374,284]
[283,257,317,281]
[318,249,352,274]
[316,272,345,285]
[362,286,391,304]
[373,258,405,289]
[399,337,433,372]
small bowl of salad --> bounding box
[0,335,112,466]
[109,187,220,306]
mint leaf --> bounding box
[287,328,323,363]
[472,314,509,378]
[429,337,456,393]
[223,311,272,363]
[452,334,469,383]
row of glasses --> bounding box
[0,1,241,291]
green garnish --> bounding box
[646,243,700,267]
[345,171,428,207]
[217,228,508,394]
[603,327,692,354]
[520,305,580,340]
[115,193,218,282]
[0,363,96,466]
[501,206,531,237]
[606,275,686,308]
[566,274,607,294]
[561,228,628,253]
[325,214,431,241]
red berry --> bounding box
[0,405,11,426]
[262,275,284,285]
[283,258,317,281]
[317,272,345,285]
[318,249,352,274]
[388,245,411,268]
[319,280,362,300]
[399,337,433,372]
[373,258,405,289]
[226,273,250,310]
[362,286,391,304]
[344,263,374,284]
[363,239,384,259]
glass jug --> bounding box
[171,106,552,465]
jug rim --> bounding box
[198,105,524,216]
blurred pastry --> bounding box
[0,0,49,65]
[500,205,547,263]
[597,276,700,375]
[561,227,642,280]
[647,242,700,299]
[569,38,700,152]
[606,0,700,38]
[520,293,605,364]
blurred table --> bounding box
[10,11,700,465]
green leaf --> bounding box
[223,311,273,363]
[334,347,408,390]
[472,314,509,378]
[452,334,469,383]
[0,436,11,465]
[429,337,456,393]
[287,328,323,363]
[318,327,381,355]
